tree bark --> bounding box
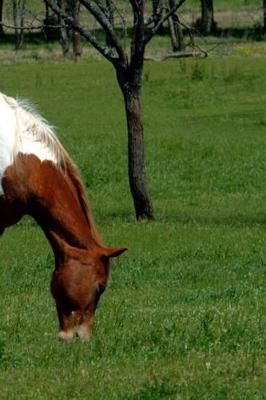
[12,0,26,50]
[168,0,184,51]
[66,0,82,60]
[117,67,154,220]
[0,0,4,36]
[124,89,154,220]
[200,0,215,35]
[57,0,70,55]
[263,0,266,32]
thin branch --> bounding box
[92,0,109,19]
[176,18,220,56]
[79,0,127,66]
[112,2,128,42]
[45,0,118,64]
[144,0,187,45]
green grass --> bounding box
[0,56,265,399]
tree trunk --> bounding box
[168,0,185,51]
[57,0,70,55]
[124,90,154,220]
[66,0,82,60]
[200,0,215,35]
[0,0,4,36]
[72,31,81,60]
[117,69,154,220]
[12,0,26,50]
[263,0,266,32]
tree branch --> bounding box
[128,0,145,71]
[79,0,127,66]
[144,0,187,45]
[92,0,109,19]
[44,0,119,64]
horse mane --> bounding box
[4,94,66,167]
[3,94,103,247]
[64,157,104,247]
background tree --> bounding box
[200,0,215,35]
[263,0,266,32]
[57,0,70,55]
[45,0,186,220]
[66,0,82,60]
[167,0,184,51]
[12,0,27,49]
[45,0,82,58]
[43,0,61,40]
[0,0,4,36]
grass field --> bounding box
[0,51,265,398]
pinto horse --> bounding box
[0,92,127,341]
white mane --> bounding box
[4,94,66,167]
[0,92,67,194]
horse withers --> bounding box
[0,92,127,341]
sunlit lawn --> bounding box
[0,55,265,399]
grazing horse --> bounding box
[0,92,127,341]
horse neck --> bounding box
[28,158,102,265]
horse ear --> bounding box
[105,247,128,258]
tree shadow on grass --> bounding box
[100,209,266,229]
[213,26,266,41]
[157,212,266,228]
[0,32,46,46]
[0,25,265,48]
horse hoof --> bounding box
[58,330,74,341]
[77,327,91,342]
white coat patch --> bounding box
[0,95,17,195]
[0,92,64,195]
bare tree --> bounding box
[43,0,60,40]
[167,0,184,51]
[66,0,82,60]
[57,0,70,55]
[44,0,186,219]
[0,0,4,36]
[200,0,215,35]
[263,0,266,32]
[12,0,27,49]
